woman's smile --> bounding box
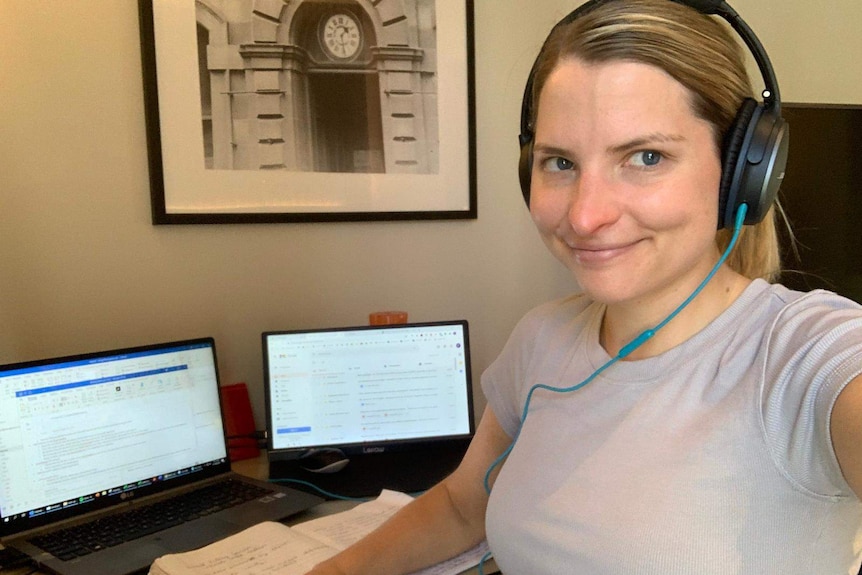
[566,238,645,266]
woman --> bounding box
[307,1,862,573]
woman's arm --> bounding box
[305,406,512,575]
[830,373,862,499]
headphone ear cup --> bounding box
[719,98,790,229]
[518,139,533,207]
[718,98,757,229]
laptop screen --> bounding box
[263,321,474,457]
[0,338,230,536]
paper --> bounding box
[409,540,490,575]
[148,490,489,575]
[148,522,334,575]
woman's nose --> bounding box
[564,169,621,236]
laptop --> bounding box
[0,338,323,575]
[263,321,475,497]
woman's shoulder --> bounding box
[755,280,862,335]
[523,292,595,322]
[491,293,599,366]
[737,279,859,324]
[512,292,597,339]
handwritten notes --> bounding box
[149,490,489,575]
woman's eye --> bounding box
[629,150,663,168]
[541,157,574,172]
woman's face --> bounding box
[530,58,723,308]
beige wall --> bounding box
[1,1,860,427]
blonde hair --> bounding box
[529,0,782,281]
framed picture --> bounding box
[138,0,476,224]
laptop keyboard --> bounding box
[29,479,273,561]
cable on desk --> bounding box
[269,478,373,502]
[477,550,496,575]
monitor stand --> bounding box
[268,440,470,499]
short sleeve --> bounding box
[761,290,862,497]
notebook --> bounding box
[0,338,323,575]
[263,321,475,497]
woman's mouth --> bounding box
[567,240,641,265]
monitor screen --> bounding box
[0,339,229,535]
[262,321,474,457]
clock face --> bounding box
[321,13,362,60]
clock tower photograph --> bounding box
[195,0,439,175]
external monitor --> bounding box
[262,321,475,495]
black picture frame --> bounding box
[138,0,476,224]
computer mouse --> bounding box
[299,449,350,474]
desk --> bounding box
[2,454,498,575]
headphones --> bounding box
[517,0,789,230]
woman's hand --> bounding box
[303,558,347,575]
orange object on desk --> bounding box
[369,311,408,325]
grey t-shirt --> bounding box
[482,279,862,574]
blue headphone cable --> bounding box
[476,204,748,574]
